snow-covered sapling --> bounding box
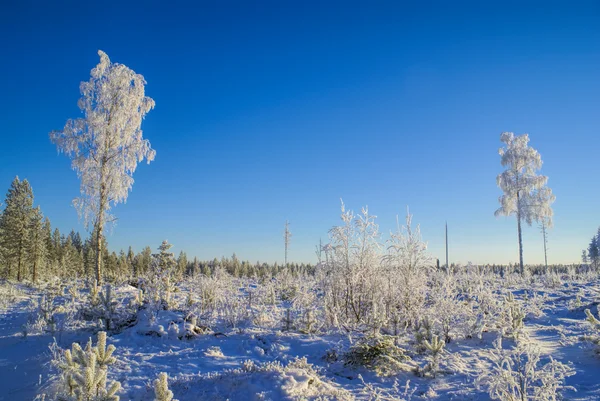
[282,308,294,332]
[344,335,416,376]
[53,331,121,401]
[414,317,434,353]
[98,285,118,331]
[300,309,317,334]
[153,372,177,401]
[89,280,100,308]
[420,335,445,378]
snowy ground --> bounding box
[1,275,600,400]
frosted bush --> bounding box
[0,283,23,311]
[204,346,224,358]
[477,338,575,401]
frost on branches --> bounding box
[319,201,432,334]
[495,132,555,275]
[477,338,574,401]
[50,50,156,284]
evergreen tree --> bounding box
[589,235,599,270]
[153,241,176,276]
[126,246,135,276]
[0,177,35,281]
[52,227,62,268]
[42,217,54,277]
[138,246,153,276]
[68,230,83,253]
[176,251,187,279]
[28,206,46,283]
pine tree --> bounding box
[176,251,187,279]
[589,235,599,270]
[29,206,46,283]
[153,241,176,276]
[42,217,54,278]
[0,177,35,281]
[153,372,177,401]
[138,246,153,276]
[126,246,135,276]
[52,227,62,269]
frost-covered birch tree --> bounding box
[50,50,156,283]
[495,132,554,275]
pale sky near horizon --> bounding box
[1,1,598,265]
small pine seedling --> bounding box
[154,372,178,401]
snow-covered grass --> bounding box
[1,270,600,400]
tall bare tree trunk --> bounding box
[95,217,104,284]
[445,221,449,274]
[542,221,548,271]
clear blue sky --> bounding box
[1,1,598,265]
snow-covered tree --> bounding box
[495,132,555,275]
[321,201,382,327]
[50,50,156,284]
[582,249,589,264]
[54,331,120,401]
[589,234,599,270]
[153,372,177,401]
[153,241,176,276]
[383,209,432,327]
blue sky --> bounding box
[1,1,598,265]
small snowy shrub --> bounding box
[344,335,416,376]
[153,372,178,401]
[582,307,600,351]
[204,346,224,358]
[477,338,575,401]
[0,283,23,310]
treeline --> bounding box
[0,177,313,283]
